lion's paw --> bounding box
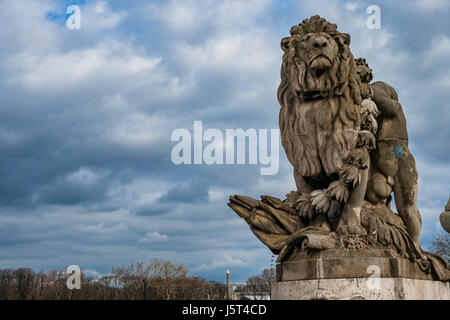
[338,164,361,188]
[346,148,369,170]
[361,98,379,117]
[357,130,376,150]
[326,180,349,203]
[284,191,300,208]
[295,193,315,220]
[310,190,331,214]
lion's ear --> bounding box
[281,37,291,52]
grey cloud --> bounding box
[131,203,171,216]
[158,180,210,204]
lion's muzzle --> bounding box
[308,36,336,70]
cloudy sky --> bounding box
[0,0,449,282]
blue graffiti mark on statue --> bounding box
[394,145,404,158]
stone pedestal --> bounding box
[271,278,450,300]
[272,247,449,300]
[276,248,435,281]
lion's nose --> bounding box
[312,37,328,48]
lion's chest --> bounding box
[280,96,360,177]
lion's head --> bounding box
[278,15,360,104]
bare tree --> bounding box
[148,259,188,300]
[174,275,211,300]
[430,232,450,263]
[13,268,34,300]
[0,269,14,300]
[120,263,140,299]
[207,280,227,300]
[31,270,49,300]
[134,261,151,299]
[242,269,271,300]
[47,270,69,300]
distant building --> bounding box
[229,284,270,300]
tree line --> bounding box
[0,259,230,300]
[0,258,272,300]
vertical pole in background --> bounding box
[270,254,275,298]
[226,269,231,300]
[270,254,275,282]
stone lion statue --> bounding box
[278,15,370,236]
[228,15,449,282]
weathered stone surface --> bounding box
[276,249,434,281]
[271,278,450,300]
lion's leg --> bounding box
[294,169,313,193]
[336,168,369,235]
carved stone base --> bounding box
[271,278,450,300]
[276,248,436,281]
[228,193,450,282]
